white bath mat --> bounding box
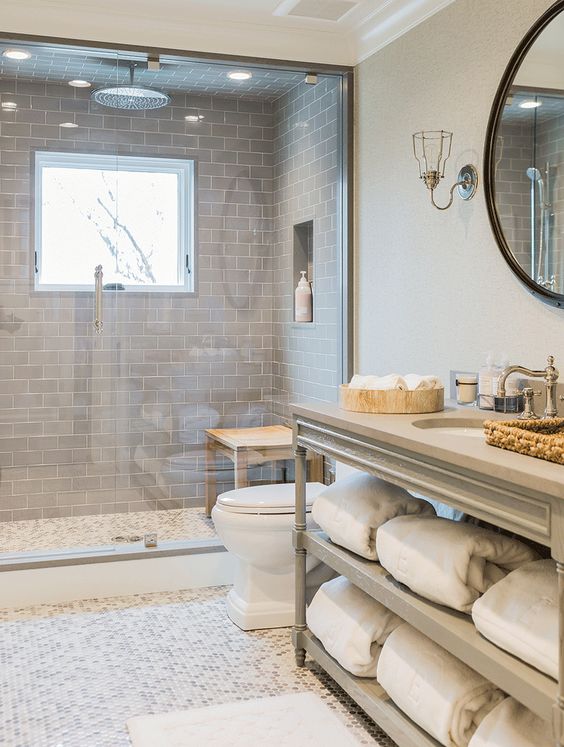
[127,692,364,746]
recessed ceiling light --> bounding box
[1,101,17,111]
[2,48,31,60]
[519,100,542,109]
[184,114,205,122]
[59,121,79,128]
[227,70,252,81]
[68,79,91,88]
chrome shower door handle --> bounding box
[94,264,103,334]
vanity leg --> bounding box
[553,561,564,747]
[204,436,217,518]
[293,445,307,667]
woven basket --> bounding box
[339,385,444,414]
[483,417,564,465]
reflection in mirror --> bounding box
[495,90,564,293]
[492,10,564,298]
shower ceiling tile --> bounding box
[0,45,308,101]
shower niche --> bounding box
[293,220,314,323]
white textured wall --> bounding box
[355,0,561,386]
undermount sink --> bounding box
[412,417,485,438]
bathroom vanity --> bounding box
[292,402,564,747]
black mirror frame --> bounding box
[484,0,564,308]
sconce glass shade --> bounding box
[413,130,453,189]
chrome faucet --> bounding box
[498,355,559,418]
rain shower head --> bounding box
[91,63,170,110]
[527,167,542,181]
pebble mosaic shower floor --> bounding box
[0,508,216,556]
[0,586,397,747]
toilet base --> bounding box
[226,587,294,631]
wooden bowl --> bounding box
[339,384,444,414]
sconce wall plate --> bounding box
[457,164,478,200]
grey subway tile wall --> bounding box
[271,77,340,419]
[495,121,534,274]
[0,72,341,530]
[536,114,564,286]
[496,112,564,289]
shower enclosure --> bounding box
[495,90,564,292]
[0,38,351,562]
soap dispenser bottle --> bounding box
[478,353,498,410]
[295,271,313,323]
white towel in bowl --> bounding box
[348,373,443,391]
[472,559,557,679]
[311,473,435,560]
[377,624,505,747]
[376,515,540,612]
[403,374,442,390]
[468,697,553,747]
[306,576,402,677]
[348,374,407,390]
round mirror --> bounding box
[485,1,564,306]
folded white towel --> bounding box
[306,576,402,677]
[348,374,443,391]
[468,697,553,747]
[377,625,505,747]
[349,374,407,390]
[472,559,557,679]
[376,515,540,612]
[404,373,443,390]
[312,473,435,560]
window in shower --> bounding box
[34,151,195,292]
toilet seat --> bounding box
[216,482,325,515]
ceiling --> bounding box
[515,13,564,92]
[505,11,564,125]
[0,46,308,101]
[0,0,457,66]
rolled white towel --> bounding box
[348,374,407,390]
[472,559,557,679]
[403,373,443,390]
[306,576,402,677]
[377,625,505,747]
[312,473,435,560]
[468,697,553,747]
[376,515,539,612]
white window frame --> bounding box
[34,150,195,293]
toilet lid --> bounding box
[216,482,325,514]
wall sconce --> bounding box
[412,130,478,210]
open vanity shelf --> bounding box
[292,402,564,747]
[293,628,442,747]
[298,530,555,722]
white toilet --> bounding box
[212,481,325,630]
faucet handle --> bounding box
[519,387,541,420]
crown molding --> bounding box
[0,0,355,65]
[0,0,456,66]
[350,0,457,63]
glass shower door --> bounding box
[0,42,122,559]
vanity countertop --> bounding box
[291,401,564,501]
